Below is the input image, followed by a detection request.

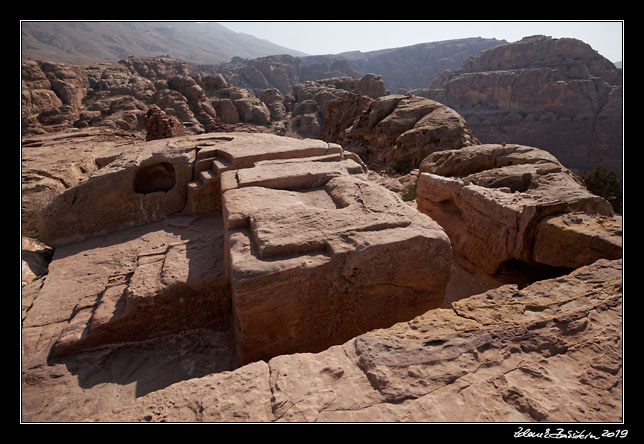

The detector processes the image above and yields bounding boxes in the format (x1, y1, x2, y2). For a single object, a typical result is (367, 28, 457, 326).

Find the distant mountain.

(205, 37, 506, 94)
(423, 35, 623, 176)
(21, 21, 309, 65)
(306, 37, 507, 91)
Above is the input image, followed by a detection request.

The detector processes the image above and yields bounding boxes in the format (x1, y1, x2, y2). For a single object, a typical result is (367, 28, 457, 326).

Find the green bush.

(578, 165, 622, 214)
(401, 186, 417, 202)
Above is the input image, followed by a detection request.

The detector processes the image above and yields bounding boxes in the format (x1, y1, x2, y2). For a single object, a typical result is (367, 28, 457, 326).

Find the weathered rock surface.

(91, 258, 622, 423)
(21, 134, 624, 423)
(23, 132, 456, 422)
(203, 38, 505, 94)
(26, 214, 230, 358)
(285, 75, 387, 140)
(336, 94, 479, 172)
(21, 127, 142, 237)
(223, 167, 451, 365)
(144, 106, 186, 141)
(421, 36, 623, 175)
(22, 57, 394, 143)
(21, 236, 52, 286)
(21, 57, 276, 137)
(415, 143, 622, 302)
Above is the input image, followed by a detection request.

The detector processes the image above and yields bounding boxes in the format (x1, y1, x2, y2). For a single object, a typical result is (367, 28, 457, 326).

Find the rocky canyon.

(21, 32, 623, 424)
(415, 36, 623, 176)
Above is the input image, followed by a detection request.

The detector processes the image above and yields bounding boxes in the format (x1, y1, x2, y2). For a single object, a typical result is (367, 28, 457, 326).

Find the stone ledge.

(91, 259, 622, 423)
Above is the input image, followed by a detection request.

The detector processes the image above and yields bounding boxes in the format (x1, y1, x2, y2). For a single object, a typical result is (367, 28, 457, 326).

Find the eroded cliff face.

(20, 57, 390, 145)
(420, 36, 623, 175)
(415, 143, 622, 303)
(22, 47, 623, 422)
(21, 129, 622, 423)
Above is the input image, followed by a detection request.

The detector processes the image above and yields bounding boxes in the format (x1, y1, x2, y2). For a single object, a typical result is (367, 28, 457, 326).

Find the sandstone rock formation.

(286, 74, 387, 139)
(415, 143, 622, 302)
(21, 236, 52, 287)
(22, 57, 392, 143)
(202, 38, 505, 94)
(223, 168, 451, 365)
(341, 37, 506, 92)
(21, 127, 142, 237)
(61, 258, 621, 422)
(21, 57, 275, 137)
(21, 130, 623, 423)
(21, 48, 624, 423)
(421, 36, 623, 175)
(335, 94, 479, 172)
(144, 106, 186, 141)
(23, 132, 454, 422)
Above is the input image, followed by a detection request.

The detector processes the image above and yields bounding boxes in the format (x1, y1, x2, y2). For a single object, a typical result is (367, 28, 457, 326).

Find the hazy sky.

(218, 21, 623, 63)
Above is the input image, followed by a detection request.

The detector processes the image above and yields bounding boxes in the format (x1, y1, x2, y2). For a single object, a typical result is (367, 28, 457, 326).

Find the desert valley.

(21, 21, 623, 425)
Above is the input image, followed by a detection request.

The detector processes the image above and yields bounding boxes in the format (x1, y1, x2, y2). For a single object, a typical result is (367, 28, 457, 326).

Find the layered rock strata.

(422, 36, 623, 175)
(335, 94, 479, 172)
(415, 143, 622, 300)
(91, 258, 622, 422)
(21, 131, 623, 422)
(27, 132, 452, 374)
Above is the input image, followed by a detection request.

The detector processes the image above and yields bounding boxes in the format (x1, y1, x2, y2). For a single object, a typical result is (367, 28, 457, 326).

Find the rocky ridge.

(92, 258, 621, 423)
(21, 128, 622, 422)
(201, 37, 505, 94)
(416, 36, 623, 175)
(21, 21, 307, 65)
(21, 46, 623, 423)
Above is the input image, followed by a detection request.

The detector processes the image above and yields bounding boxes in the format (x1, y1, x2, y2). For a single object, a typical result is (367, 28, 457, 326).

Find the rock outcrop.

(343, 37, 506, 92)
(335, 94, 479, 172)
(21, 57, 276, 137)
(21, 57, 391, 143)
(21, 130, 623, 423)
(21, 127, 142, 237)
(27, 257, 620, 423)
(21, 50, 624, 423)
(222, 164, 451, 365)
(415, 143, 622, 302)
(21, 236, 52, 287)
(421, 36, 623, 175)
(144, 106, 186, 141)
(23, 133, 453, 422)
(201, 38, 505, 94)
(285, 75, 387, 140)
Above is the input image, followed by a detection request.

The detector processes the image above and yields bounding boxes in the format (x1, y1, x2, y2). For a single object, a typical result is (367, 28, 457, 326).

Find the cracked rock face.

(91, 258, 622, 422)
(21, 132, 622, 423)
(22, 132, 454, 421)
(416, 144, 621, 296)
(425, 35, 623, 175)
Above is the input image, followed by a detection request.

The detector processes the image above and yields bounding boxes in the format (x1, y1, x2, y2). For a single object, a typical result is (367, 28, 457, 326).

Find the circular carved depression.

(134, 161, 176, 194)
